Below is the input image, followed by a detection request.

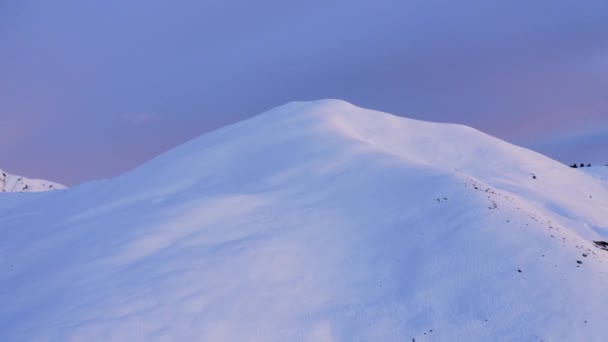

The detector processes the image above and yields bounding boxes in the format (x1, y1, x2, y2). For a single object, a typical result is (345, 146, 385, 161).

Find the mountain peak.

(114, 100, 560, 193)
(0, 169, 66, 193)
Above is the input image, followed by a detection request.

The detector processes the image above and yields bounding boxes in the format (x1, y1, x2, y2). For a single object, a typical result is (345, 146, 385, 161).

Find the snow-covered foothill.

(0, 100, 607, 341)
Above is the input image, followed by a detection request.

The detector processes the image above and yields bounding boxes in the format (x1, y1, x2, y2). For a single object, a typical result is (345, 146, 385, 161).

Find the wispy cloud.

(119, 113, 163, 125)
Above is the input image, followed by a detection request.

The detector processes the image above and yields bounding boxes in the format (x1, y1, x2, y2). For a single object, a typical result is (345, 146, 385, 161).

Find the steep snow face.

(0, 169, 66, 193)
(1, 100, 607, 341)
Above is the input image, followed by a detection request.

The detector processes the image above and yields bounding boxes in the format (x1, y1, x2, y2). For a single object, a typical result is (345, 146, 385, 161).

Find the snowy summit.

(1, 100, 607, 341)
(0, 169, 65, 193)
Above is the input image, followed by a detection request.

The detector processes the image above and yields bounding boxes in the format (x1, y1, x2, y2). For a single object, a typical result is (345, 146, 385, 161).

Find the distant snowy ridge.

(0, 169, 66, 192)
(1, 100, 607, 341)
(583, 165, 608, 182)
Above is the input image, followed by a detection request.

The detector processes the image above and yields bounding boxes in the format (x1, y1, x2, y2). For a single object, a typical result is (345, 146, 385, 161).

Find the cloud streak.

(120, 113, 163, 125)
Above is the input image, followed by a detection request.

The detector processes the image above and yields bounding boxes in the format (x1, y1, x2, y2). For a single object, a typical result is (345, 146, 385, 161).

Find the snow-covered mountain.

(0, 169, 66, 192)
(1, 100, 607, 341)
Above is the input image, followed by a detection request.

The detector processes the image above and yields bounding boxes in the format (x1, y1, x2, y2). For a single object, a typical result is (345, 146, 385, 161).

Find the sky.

(1, 0, 607, 186)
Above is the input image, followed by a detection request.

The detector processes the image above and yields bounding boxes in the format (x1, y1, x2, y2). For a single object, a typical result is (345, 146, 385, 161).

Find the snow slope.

(583, 165, 608, 183)
(0, 169, 66, 192)
(1, 100, 607, 341)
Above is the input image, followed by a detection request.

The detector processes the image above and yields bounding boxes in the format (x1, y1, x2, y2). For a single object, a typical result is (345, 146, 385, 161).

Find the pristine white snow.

(1, 100, 607, 341)
(0, 169, 66, 193)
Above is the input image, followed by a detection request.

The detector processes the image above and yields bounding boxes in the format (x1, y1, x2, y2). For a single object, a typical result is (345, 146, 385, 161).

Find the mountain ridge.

(0, 168, 66, 193)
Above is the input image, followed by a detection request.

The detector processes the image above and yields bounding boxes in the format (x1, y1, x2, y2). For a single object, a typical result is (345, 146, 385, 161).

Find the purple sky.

(1, 0, 607, 186)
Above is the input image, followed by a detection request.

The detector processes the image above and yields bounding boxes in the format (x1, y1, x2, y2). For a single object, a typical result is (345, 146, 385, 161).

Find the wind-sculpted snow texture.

(0, 169, 66, 193)
(1, 100, 607, 341)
